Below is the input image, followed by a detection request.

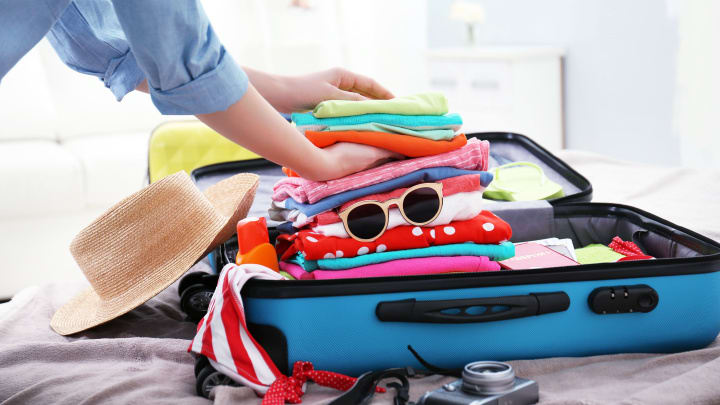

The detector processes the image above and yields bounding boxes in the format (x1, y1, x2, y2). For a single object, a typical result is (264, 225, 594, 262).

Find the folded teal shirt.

(291, 112, 464, 129)
(291, 242, 516, 271)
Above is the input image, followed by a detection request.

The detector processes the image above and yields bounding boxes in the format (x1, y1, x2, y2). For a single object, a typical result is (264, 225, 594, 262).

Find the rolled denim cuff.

(104, 50, 146, 101)
(148, 50, 249, 115)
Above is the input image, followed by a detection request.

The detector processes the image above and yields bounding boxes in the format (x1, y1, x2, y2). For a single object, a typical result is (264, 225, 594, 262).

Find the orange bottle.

(235, 217, 279, 272)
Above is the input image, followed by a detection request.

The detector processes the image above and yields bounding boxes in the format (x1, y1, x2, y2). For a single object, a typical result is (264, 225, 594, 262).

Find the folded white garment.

(268, 201, 308, 227)
(309, 190, 485, 238)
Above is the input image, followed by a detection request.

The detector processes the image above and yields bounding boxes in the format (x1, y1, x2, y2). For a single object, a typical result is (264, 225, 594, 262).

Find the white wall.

(672, 0, 720, 169)
(203, 0, 428, 97)
(428, 0, 680, 165)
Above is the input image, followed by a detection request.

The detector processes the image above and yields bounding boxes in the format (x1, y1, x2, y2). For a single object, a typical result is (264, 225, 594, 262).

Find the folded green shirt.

(575, 244, 625, 264)
(312, 92, 448, 118)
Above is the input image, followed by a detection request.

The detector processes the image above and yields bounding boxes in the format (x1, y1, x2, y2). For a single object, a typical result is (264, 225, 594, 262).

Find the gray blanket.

(1, 150, 719, 405)
(1, 278, 718, 405)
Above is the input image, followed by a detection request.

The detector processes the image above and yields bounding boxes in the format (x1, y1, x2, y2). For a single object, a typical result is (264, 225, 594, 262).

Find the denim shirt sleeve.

(46, 0, 145, 101)
(1, 0, 248, 115)
(0, 0, 72, 81)
(111, 0, 249, 115)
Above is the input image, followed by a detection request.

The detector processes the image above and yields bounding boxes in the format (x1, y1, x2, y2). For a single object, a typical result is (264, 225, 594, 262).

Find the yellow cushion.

(148, 121, 260, 183)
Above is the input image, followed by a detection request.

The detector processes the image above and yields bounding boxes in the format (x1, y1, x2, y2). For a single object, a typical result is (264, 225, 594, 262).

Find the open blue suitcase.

(187, 132, 720, 377)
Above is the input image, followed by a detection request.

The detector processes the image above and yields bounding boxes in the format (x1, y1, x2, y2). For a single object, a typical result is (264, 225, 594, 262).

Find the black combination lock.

(588, 284, 658, 314)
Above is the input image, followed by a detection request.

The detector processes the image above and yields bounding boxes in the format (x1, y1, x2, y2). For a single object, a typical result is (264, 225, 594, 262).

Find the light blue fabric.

(282, 168, 494, 218)
(0, 0, 72, 81)
(290, 242, 516, 271)
(0, 0, 248, 115)
(291, 112, 463, 128)
(45, 0, 145, 101)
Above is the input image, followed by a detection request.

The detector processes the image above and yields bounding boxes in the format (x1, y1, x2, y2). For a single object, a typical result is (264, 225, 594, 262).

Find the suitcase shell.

(147, 120, 260, 183)
(190, 133, 720, 375)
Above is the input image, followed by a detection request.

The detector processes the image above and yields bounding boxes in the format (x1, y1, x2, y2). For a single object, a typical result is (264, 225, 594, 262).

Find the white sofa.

(0, 40, 168, 299)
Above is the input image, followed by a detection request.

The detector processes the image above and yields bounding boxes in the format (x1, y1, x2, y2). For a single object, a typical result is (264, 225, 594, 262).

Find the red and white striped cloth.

(272, 138, 489, 204)
(189, 263, 285, 394)
(188, 263, 382, 403)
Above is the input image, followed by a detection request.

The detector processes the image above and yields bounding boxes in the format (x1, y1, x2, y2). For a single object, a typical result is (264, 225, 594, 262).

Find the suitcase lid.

(190, 132, 593, 222)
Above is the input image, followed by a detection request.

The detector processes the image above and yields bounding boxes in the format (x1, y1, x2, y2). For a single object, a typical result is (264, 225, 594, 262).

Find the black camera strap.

(328, 367, 412, 405)
(327, 345, 463, 405)
(406, 345, 463, 378)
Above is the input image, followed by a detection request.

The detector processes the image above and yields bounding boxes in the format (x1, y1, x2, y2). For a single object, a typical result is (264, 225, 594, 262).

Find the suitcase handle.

(375, 292, 569, 324)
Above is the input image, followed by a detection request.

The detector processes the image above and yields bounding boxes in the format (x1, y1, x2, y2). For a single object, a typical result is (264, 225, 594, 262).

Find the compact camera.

(416, 361, 538, 405)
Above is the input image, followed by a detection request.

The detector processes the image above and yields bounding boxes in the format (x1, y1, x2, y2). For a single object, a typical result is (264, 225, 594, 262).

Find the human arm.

(113, 0, 399, 180)
(0, 0, 72, 81)
(133, 72, 401, 180)
(28, 0, 398, 180)
(195, 84, 399, 181)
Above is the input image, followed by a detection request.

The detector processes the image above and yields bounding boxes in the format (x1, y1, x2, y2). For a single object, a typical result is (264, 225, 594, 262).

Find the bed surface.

(1, 150, 719, 405)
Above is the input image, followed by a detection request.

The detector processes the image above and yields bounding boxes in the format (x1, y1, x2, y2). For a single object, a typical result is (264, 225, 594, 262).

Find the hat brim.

(50, 172, 259, 336)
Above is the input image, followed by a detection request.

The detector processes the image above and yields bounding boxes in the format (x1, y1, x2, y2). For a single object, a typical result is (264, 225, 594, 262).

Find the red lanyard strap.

(262, 361, 386, 405)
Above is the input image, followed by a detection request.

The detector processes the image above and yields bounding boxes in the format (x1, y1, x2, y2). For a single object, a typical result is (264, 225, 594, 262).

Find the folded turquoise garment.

(291, 112, 463, 130)
(291, 242, 516, 271)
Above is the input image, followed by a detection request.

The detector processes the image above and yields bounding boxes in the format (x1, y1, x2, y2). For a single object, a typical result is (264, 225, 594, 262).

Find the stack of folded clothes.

(269, 93, 515, 280)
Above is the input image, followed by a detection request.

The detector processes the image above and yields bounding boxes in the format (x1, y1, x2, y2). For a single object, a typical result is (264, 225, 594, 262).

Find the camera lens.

(461, 361, 516, 395)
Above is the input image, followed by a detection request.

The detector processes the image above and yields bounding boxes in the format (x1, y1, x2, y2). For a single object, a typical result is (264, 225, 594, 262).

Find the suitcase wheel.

(195, 356, 240, 398)
(178, 272, 211, 298)
(181, 283, 214, 322)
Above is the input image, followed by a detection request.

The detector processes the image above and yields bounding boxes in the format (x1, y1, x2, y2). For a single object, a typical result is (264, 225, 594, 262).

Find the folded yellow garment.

(312, 92, 448, 118)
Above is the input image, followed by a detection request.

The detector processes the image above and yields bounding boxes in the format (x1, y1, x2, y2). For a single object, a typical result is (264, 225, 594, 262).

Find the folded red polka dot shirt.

(277, 211, 512, 261)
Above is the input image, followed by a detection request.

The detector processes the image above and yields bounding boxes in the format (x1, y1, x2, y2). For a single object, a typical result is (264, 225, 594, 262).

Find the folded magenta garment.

(279, 255, 501, 280)
(279, 167, 493, 218)
(291, 112, 463, 130)
(291, 242, 516, 271)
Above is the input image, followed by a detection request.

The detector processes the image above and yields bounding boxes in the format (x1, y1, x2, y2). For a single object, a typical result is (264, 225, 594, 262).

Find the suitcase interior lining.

(196, 132, 719, 287)
(241, 203, 720, 297)
(192, 133, 593, 229)
(223, 204, 719, 285)
(551, 213, 712, 259)
(488, 139, 582, 196)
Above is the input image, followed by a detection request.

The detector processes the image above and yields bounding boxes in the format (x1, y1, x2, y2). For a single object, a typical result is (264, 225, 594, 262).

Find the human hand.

(306, 142, 403, 181)
(258, 67, 391, 114)
(288, 67, 394, 110)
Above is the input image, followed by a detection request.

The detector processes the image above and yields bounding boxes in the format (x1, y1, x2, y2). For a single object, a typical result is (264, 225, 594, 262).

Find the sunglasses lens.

(402, 187, 441, 224)
(346, 203, 386, 240)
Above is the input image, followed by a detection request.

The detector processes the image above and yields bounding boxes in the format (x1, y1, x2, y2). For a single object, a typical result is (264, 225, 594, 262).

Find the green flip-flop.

(483, 162, 564, 201)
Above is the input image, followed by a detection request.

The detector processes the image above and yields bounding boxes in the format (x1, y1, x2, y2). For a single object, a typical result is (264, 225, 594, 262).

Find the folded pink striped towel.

(272, 137, 489, 204)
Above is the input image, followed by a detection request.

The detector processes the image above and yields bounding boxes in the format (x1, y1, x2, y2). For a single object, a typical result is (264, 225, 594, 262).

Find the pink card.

(499, 242, 579, 270)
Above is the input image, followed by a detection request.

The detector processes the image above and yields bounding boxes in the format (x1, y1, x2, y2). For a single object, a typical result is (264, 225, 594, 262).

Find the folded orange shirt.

(282, 167, 300, 177)
(305, 130, 467, 158)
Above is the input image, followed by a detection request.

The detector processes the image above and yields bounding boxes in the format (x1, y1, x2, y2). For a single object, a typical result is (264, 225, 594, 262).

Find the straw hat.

(50, 171, 259, 335)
